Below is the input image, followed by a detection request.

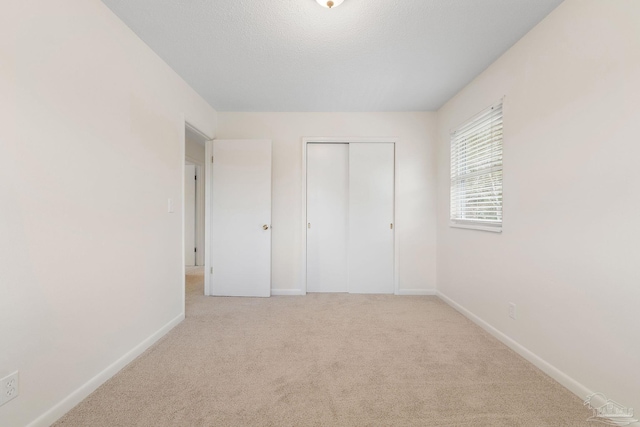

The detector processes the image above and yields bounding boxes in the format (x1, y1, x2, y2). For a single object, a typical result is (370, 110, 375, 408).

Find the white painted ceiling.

(101, 0, 563, 111)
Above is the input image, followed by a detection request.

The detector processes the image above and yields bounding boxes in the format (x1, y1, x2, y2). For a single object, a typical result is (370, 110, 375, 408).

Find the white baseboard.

(436, 291, 592, 400)
(271, 289, 436, 296)
(28, 313, 185, 427)
(396, 289, 437, 296)
(271, 289, 305, 296)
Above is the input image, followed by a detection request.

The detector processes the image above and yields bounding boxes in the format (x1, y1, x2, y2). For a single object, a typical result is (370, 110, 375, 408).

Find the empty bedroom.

(1, 0, 638, 426)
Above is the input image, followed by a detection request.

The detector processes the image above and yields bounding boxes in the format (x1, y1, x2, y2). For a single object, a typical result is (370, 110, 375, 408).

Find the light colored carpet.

(185, 266, 203, 275)
(55, 270, 592, 426)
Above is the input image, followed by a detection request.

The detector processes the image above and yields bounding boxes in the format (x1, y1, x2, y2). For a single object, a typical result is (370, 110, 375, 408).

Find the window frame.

(449, 100, 504, 233)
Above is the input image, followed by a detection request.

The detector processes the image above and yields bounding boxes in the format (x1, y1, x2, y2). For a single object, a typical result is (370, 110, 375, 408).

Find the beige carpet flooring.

(55, 269, 592, 426)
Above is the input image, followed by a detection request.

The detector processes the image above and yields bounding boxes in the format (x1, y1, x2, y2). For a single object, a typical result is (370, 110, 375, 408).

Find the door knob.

(263, 224, 269, 230)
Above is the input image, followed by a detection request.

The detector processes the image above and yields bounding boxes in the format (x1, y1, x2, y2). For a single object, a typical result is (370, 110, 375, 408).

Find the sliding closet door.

(348, 143, 395, 294)
(306, 143, 349, 293)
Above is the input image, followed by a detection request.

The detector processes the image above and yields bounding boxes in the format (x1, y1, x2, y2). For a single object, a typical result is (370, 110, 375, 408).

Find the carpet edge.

(397, 289, 437, 296)
(436, 291, 592, 400)
(27, 312, 185, 427)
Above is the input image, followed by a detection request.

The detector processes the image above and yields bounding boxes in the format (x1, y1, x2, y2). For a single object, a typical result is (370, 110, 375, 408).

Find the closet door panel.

(348, 143, 394, 294)
(306, 143, 349, 293)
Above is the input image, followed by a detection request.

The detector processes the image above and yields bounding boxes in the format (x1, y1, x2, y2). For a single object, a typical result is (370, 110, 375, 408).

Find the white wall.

(217, 112, 437, 295)
(436, 0, 640, 413)
(0, 1, 216, 426)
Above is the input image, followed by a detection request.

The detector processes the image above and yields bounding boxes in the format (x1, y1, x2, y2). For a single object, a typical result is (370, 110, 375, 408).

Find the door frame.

(204, 138, 213, 296)
(300, 137, 400, 295)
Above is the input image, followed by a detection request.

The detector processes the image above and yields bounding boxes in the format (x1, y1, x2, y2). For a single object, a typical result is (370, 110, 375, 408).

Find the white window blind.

(450, 101, 503, 231)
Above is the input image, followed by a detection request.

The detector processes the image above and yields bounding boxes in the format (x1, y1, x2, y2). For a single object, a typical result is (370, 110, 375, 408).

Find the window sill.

(450, 223, 502, 233)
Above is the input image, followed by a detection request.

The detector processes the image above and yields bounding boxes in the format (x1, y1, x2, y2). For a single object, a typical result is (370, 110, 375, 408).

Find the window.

(450, 101, 503, 232)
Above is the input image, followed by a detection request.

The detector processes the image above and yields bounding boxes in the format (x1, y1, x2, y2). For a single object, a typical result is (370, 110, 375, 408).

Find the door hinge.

(194, 247, 197, 252)
(194, 174, 197, 180)
(211, 155, 214, 163)
(390, 223, 393, 229)
(210, 267, 213, 274)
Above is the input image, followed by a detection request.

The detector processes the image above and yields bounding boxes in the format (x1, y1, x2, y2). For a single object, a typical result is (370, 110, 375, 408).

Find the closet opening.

(301, 138, 398, 295)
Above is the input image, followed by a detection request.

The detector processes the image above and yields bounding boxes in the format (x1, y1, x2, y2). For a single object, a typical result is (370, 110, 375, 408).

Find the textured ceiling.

(100, 0, 563, 111)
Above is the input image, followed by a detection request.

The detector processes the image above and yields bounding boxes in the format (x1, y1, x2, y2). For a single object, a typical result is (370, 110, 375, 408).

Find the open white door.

(210, 139, 272, 297)
(184, 164, 196, 266)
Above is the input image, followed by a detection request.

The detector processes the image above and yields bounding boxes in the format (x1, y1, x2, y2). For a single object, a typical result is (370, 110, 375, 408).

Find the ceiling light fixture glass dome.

(316, 0, 344, 8)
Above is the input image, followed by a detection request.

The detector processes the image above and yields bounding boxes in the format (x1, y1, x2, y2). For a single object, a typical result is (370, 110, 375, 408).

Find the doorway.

(184, 127, 207, 267)
(184, 124, 209, 302)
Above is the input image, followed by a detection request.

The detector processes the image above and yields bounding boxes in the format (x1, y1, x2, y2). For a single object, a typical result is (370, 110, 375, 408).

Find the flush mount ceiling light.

(315, 0, 344, 9)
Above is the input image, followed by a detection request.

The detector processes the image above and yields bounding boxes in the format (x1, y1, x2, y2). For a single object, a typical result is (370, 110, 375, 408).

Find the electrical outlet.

(508, 303, 517, 320)
(0, 371, 19, 407)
